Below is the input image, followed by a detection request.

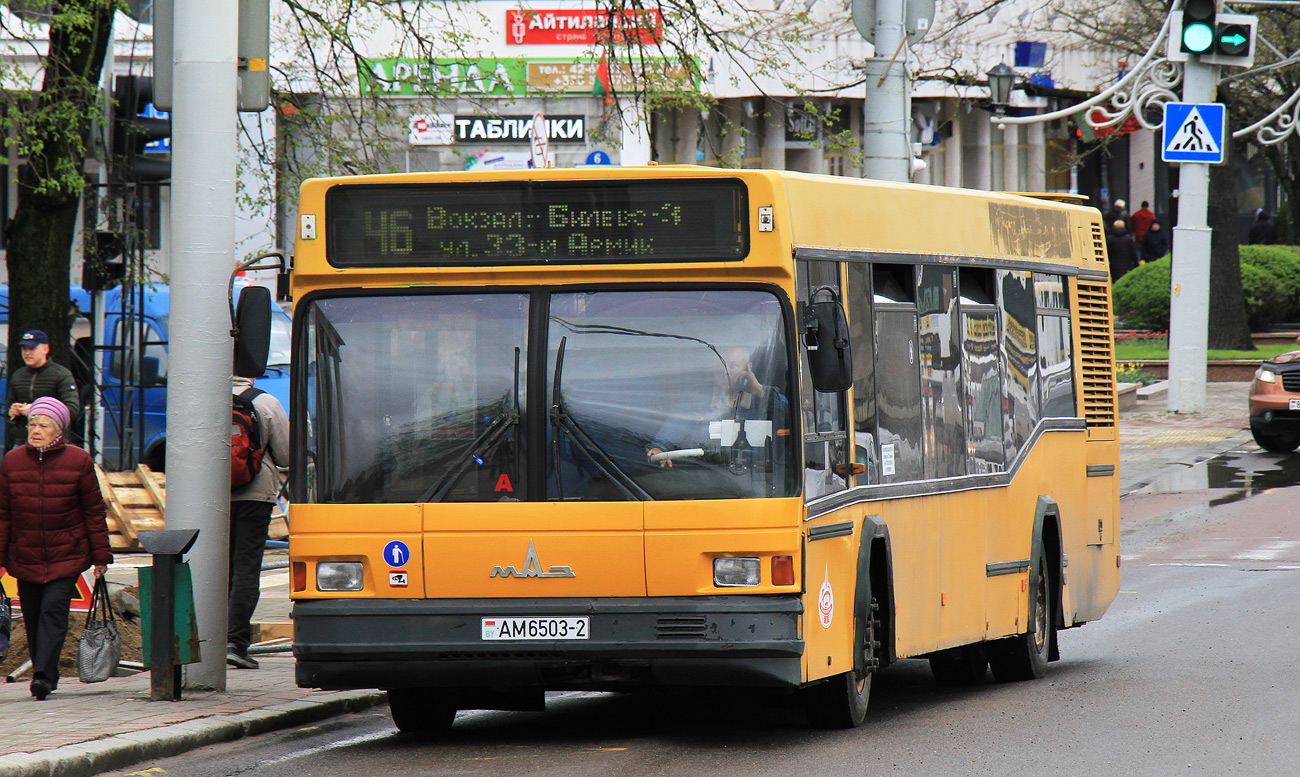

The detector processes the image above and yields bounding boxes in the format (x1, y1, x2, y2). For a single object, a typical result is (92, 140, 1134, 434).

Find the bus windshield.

(299, 288, 796, 503)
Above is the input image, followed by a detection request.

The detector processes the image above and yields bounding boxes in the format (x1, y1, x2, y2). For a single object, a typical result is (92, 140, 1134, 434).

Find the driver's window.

(798, 260, 849, 501)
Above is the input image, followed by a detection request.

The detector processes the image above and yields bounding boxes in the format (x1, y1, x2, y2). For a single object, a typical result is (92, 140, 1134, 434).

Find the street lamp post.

(986, 63, 1016, 116)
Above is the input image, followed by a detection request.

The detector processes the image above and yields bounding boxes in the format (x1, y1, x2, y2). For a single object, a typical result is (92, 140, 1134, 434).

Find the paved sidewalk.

(0, 656, 383, 777)
(0, 381, 1259, 777)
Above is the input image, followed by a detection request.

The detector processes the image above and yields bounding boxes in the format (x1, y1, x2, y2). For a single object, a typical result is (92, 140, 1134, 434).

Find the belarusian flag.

(593, 53, 614, 107)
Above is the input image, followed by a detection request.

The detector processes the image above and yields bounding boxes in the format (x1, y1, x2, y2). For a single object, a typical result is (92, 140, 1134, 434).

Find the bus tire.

(989, 555, 1054, 682)
(928, 644, 988, 686)
(804, 593, 878, 728)
(804, 667, 871, 729)
(387, 689, 457, 735)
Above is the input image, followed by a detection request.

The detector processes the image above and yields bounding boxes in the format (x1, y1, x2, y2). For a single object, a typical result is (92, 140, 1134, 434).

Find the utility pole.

(1167, 59, 1216, 413)
(860, 0, 912, 183)
(166, 0, 239, 690)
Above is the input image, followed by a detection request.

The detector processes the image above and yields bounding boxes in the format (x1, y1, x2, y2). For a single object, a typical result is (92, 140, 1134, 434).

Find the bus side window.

(798, 260, 849, 500)
(999, 270, 1039, 462)
(873, 264, 923, 484)
(959, 268, 1004, 474)
(1034, 273, 1075, 418)
(917, 265, 966, 479)
(845, 262, 877, 485)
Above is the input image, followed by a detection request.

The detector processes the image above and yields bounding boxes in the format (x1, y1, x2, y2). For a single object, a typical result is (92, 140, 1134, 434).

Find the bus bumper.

(294, 595, 804, 691)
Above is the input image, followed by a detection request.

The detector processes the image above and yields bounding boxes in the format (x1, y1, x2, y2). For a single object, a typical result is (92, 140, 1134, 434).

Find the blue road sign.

(583, 150, 614, 166)
(1162, 102, 1225, 164)
(383, 540, 410, 567)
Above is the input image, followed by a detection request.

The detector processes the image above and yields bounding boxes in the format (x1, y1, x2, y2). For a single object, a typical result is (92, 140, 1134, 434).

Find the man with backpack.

(228, 374, 288, 670)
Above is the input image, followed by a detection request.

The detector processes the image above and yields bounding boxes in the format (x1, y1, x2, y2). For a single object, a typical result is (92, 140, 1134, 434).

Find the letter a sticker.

(495, 473, 513, 492)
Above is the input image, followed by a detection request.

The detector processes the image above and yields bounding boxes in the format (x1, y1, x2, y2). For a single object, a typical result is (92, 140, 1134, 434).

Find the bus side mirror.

(802, 299, 853, 393)
(233, 285, 272, 378)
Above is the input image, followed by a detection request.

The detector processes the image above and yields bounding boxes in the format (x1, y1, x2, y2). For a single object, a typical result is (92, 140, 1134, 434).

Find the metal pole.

(167, 0, 238, 690)
(1167, 59, 1217, 413)
(862, 0, 911, 182)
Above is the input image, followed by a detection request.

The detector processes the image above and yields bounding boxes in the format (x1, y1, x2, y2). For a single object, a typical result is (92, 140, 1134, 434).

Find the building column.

(619, 97, 652, 166)
(849, 100, 864, 178)
(674, 108, 698, 164)
(944, 102, 962, 188)
(972, 110, 991, 191)
(762, 98, 786, 170)
(1002, 123, 1019, 191)
(720, 99, 745, 167)
(1026, 119, 1046, 192)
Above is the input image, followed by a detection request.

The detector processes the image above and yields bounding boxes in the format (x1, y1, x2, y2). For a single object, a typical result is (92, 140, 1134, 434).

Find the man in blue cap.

(5, 330, 80, 451)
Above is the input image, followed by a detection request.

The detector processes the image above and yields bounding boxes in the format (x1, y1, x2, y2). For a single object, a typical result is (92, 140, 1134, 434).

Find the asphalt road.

(106, 447, 1300, 777)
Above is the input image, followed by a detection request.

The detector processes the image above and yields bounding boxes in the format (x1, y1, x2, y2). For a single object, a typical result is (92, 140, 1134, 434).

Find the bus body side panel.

(800, 513, 862, 683)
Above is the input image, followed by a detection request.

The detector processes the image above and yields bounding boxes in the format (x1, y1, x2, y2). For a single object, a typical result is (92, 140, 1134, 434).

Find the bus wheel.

(989, 556, 1054, 682)
(928, 644, 988, 686)
(804, 668, 871, 729)
(387, 689, 457, 735)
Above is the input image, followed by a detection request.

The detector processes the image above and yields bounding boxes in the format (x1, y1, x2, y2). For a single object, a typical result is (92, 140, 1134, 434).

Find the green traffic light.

(1183, 22, 1214, 53)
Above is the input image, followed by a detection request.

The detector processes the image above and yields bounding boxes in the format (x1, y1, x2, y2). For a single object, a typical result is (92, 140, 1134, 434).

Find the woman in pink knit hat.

(0, 395, 110, 699)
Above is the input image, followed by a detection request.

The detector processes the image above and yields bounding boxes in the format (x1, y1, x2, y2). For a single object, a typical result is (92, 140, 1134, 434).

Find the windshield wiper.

(421, 347, 522, 503)
(550, 337, 651, 501)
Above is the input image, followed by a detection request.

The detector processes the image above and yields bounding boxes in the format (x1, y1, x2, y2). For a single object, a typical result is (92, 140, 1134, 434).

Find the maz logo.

(490, 540, 575, 578)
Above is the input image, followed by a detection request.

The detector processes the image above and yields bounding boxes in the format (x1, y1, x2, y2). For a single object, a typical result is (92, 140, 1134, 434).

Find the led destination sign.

(326, 180, 748, 265)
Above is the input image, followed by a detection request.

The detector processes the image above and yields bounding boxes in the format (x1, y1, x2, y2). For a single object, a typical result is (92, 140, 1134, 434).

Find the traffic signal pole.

(1167, 58, 1217, 414)
(861, 0, 912, 182)
(166, 0, 239, 690)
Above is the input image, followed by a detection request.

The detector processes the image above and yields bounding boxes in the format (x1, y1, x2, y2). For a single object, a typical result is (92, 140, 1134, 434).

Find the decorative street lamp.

(986, 62, 1016, 116)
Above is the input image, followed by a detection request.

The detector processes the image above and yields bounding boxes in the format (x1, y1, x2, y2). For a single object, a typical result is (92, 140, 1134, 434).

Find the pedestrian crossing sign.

(1162, 102, 1226, 164)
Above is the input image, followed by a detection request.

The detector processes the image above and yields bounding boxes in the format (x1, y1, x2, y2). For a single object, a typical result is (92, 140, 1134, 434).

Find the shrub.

(1111, 251, 1292, 332)
(1112, 257, 1171, 330)
(1240, 244, 1300, 320)
(1241, 262, 1289, 331)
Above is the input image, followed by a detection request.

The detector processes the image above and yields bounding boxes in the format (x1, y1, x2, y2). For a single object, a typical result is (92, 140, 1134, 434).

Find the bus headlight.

(1256, 369, 1276, 383)
(714, 557, 761, 587)
(317, 561, 364, 591)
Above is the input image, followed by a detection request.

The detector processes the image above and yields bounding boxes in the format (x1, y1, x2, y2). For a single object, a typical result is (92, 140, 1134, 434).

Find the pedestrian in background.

(5, 330, 80, 452)
(1248, 210, 1278, 245)
(1141, 220, 1170, 261)
(1104, 198, 1129, 232)
(1131, 201, 1156, 262)
(0, 396, 110, 700)
(1106, 219, 1138, 281)
(227, 374, 289, 670)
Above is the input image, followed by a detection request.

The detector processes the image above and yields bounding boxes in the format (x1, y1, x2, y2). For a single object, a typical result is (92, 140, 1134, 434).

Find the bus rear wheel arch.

(989, 546, 1057, 682)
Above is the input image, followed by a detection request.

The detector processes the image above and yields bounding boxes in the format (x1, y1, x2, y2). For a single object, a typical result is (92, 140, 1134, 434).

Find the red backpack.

(231, 387, 266, 488)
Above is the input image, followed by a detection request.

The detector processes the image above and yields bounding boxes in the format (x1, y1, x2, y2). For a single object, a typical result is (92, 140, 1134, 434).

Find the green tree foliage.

(2, 0, 119, 369)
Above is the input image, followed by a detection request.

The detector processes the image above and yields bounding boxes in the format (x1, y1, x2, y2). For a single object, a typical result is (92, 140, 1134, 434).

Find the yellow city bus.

(287, 167, 1120, 732)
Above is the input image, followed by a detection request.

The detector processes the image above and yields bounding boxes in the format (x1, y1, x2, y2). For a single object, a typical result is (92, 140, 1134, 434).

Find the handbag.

(0, 586, 11, 663)
(78, 577, 121, 683)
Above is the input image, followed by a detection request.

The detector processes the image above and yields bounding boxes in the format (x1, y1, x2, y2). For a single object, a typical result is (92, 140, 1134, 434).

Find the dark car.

(1249, 351, 1300, 452)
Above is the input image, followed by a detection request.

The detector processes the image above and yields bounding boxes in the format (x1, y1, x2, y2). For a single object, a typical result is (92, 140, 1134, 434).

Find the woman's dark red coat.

(0, 440, 111, 583)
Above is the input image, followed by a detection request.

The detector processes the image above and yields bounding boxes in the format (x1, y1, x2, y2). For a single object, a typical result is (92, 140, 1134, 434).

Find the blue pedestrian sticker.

(383, 540, 410, 567)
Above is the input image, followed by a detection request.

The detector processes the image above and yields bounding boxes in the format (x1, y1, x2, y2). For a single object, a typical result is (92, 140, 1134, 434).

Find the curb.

(0, 690, 387, 777)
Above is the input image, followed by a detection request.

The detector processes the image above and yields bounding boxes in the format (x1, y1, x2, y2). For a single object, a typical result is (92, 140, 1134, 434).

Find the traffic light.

(1179, 0, 1217, 55)
(111, 75, 171, 182)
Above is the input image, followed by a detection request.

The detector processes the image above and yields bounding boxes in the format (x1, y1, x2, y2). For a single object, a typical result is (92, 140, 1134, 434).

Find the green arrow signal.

(1221, 32, 1246, 46)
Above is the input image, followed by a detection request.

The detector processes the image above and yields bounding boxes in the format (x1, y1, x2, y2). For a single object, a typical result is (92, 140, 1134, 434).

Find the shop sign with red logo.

(505, 8, 663, 46)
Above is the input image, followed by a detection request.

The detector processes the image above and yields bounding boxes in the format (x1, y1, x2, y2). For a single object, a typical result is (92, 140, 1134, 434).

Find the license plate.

(481, 617, 589, 641)
(1290, 399, 1300, 410)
